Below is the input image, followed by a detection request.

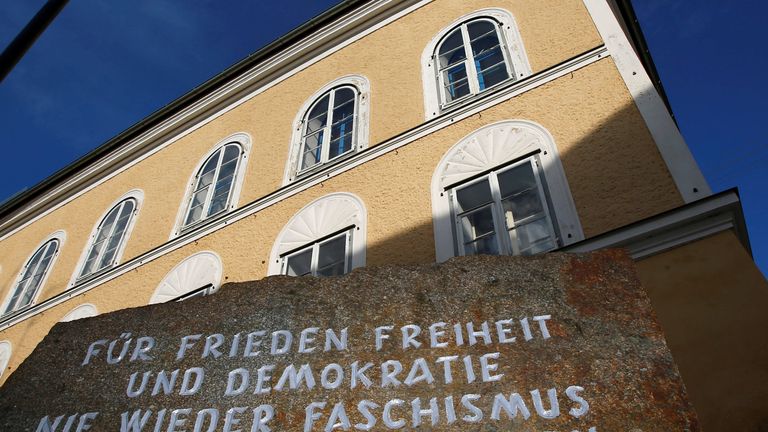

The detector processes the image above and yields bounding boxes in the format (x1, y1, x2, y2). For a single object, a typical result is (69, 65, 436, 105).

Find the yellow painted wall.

(0, 56, 684, 383)
(0, 0, 606, 304)
(636, 231, 768, 432)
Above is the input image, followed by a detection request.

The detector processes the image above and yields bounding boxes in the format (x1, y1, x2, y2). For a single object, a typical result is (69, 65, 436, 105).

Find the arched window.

(284, 76, 370, 184)
(268, 193, 367, 276)
(421, 9, 531, 119)
(76, 197, 139, 280)
(437, 18, 510, 104)
(175, 133, 250, 235)
(300, 86, 357, 172)
(431, 120, 582, 262)
(2, 233, 64, 315)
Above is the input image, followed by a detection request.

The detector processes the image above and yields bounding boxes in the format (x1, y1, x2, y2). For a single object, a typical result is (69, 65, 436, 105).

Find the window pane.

(207, 175, 235, 216)
(98, 237, 121, 269)
(81, 249, 101, 276)
(511, 218, 556, 256)
(468, 21, 510, 91)
(222, 145, 240, 164)
(306, 95, 330, 134)
(217, 158, 237, 182)
(502, 189, 545, 226)
(475, 48, 509, 90)
(333, 88, 355, 114)
(286, 250, 313, 277)
(196, 152, 220, 190)
(438, 28, 466, 68)
(443, 64, 470, 102)
(95, 208, 119, 243)
(329, 124, 354, 159)
(459, 205, 499, 256)
(455, 179, 493, 212)
(468, 20, 499, 54)
(498, 163, 537, 198)
(301, 132, 323, 170)
(185, 189, 209, 225)
(317, 236, 347, 277)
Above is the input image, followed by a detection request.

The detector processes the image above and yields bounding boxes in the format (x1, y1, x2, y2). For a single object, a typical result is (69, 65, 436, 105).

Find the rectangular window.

(450, 156, 558, 256)
(281, 230, 353, 277)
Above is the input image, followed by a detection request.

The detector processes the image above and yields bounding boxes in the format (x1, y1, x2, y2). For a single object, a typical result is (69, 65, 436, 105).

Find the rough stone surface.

(0, 251, 698, 431)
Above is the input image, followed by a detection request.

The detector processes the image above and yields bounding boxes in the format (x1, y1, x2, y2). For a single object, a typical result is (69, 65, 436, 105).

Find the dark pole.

(0, 0, 69, 83)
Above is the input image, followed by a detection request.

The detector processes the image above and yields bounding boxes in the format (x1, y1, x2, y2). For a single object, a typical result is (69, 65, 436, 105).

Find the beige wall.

(0, 0, 606, 303)
(636, 231, 768, 432)
(0, 55, 685, 383)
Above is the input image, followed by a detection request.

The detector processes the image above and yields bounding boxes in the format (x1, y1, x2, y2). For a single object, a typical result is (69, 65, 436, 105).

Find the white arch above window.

(1, 230, 65, 316)
(69, 189, 143, 287)
(282, 75, 371, 185)
(421, 8, 531, 119)
(60, 303, 98, 322)
(171, 133, 251, 238)
(268, 192, 367, 275)
(0, 340, 11, 378)
(431, 120, 583, 261)
(150, 251, 223, 304)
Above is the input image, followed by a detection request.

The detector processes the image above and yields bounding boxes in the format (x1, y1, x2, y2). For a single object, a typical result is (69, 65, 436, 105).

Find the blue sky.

(1, 1, 766, 274)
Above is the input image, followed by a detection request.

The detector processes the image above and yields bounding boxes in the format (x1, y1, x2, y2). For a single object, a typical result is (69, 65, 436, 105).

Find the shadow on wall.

(361, 100, 686, 268)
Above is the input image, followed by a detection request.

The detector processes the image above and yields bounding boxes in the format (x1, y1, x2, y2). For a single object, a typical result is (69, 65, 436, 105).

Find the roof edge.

(613, 0, 675, 120)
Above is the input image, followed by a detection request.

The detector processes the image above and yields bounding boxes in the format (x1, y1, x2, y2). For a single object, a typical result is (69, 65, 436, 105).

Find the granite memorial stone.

(0, 251, 699, 431)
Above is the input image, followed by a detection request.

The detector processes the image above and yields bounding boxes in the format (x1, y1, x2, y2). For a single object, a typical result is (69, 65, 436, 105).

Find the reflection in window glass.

(282, 231, 352, 277)
(183, 143, 243, 229)
(450, 156, 558, 257)
(4, 239, 59, 315)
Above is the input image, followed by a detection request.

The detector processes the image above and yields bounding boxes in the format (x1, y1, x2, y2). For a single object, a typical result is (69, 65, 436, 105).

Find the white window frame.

(268, 192, 367, 276)
(1, 230, 65, 316)
(283, 75, 371, 185)
(421, 8, 531, 120)
(281, 229, 353, 277)
(431, 120, 583, 262)
(69, 190, 143, 287)
(171, 133, 251, 238)
(449, 155, 559, 256)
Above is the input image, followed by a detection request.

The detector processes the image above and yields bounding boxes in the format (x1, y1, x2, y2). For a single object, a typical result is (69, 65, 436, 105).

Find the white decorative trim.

(150, 251, 223, 304)
(282, 75, 371, 185)
(60, 303, 98, 322)
(170, 132, 252, 238)
(0, 340, 11, 378)
(581, 0, 710, 202)
(67, 189, 144, 288)
(0, 0, 431, 243)
(564, 191, 744, 259)
(0, 230, 66, 316)
(0, 47, 607, 332)
(431, 120, 583, 262)
(421, 8, 531, 120)
(268, 192, 367, 275)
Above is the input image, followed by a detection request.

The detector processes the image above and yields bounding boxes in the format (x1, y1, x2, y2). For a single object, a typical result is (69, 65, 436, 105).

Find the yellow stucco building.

(0, 1, 765, 430)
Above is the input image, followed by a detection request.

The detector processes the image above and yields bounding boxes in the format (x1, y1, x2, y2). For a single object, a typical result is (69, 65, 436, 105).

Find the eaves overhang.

(563, 188, 751, 260)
